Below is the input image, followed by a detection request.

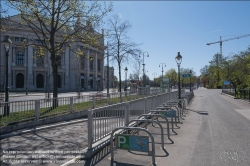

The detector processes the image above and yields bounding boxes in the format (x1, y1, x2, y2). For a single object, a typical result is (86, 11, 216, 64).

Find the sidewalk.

(63, 105, 202, 166)
(1, 104, 202, 166)
(1, 118, 89, 166)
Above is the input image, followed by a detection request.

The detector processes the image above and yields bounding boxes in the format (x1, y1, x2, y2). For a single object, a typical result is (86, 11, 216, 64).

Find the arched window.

(36, 74, 44, 88)
(58, 74, 61, 88)
(16, 51, 24, 65)
(16, 73, 24, 88)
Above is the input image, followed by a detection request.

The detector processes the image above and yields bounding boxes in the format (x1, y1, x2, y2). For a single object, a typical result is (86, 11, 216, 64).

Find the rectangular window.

(15, 37, 19, 42)
(16, 52, 24, 65)
(36, 39, 43, 44)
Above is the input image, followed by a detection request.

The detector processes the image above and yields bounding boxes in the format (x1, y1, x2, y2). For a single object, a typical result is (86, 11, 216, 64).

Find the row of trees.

(127, 67, 198, 88)
(200, 46, 250, 94)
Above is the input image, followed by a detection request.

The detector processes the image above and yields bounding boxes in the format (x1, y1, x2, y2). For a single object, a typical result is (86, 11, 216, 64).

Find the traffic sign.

(223, 81, 230, 85)
(116, 134, 149, 152)
(182, 74, 190, 78)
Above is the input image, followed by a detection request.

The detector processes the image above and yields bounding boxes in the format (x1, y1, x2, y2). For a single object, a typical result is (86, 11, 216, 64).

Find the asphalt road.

(77, 88, 250, 166)
(188, 88, 250, 166)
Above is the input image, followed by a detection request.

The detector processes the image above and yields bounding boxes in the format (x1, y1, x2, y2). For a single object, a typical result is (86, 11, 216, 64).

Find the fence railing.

(0, 88, 176, 127)
(222, 88, 250, 101)
(87, 91, 179, 149)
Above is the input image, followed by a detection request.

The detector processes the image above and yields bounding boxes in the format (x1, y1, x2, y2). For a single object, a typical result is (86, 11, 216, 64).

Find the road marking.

(234, 109, 250, 121)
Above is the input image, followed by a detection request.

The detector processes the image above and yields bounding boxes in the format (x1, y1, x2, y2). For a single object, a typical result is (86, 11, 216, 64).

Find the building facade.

(0, 15, 105, 92)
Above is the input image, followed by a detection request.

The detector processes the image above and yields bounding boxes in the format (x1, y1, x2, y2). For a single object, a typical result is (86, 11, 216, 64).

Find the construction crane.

(206, 34, 250, 56)
(207, 34, 250, 86)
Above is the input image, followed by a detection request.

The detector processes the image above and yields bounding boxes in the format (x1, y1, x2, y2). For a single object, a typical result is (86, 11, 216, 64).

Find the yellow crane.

(206, 34, 250, 56)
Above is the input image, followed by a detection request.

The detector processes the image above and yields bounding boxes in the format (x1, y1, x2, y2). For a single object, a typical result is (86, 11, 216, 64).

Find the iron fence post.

(35, 100, 40, 120)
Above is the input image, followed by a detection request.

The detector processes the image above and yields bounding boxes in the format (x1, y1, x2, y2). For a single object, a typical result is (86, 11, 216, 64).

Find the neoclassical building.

(0, 15, 106, 92)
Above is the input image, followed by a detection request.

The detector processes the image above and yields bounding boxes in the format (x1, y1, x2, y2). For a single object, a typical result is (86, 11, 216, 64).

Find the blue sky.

(2, 1, 250, 80)
(108, 1, 250, 80)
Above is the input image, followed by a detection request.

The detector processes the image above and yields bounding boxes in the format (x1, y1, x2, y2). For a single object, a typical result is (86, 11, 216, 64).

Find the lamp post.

(2, 36, 12, 116)
(23, 34, 32, 95)
(175, 52, 182, 99)
(106, 42, 110, 95)
(139, 51, 149, 87)
(159, 63, 166, 91)
(125, 67, 128, 89)
(152, 72, 157, 88)
(190, 70, 192, 92)
(125, 67, 128, 96)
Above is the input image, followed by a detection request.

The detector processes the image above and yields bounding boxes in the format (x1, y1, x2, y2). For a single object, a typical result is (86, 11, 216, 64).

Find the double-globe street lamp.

(175, 52, 182, 100)
(2, 36, 12, 116)
(159, 63, 166, 91)
(139, 51, 149, 87)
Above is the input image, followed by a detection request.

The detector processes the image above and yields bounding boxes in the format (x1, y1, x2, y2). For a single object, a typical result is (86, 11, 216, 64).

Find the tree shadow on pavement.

(84, 146, 111, 166)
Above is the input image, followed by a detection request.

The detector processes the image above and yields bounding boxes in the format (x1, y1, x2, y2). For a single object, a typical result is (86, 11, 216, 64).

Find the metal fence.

(222, 88, 250, 101)
(0, 88, 176, 127)
(87, 91, 179, 149)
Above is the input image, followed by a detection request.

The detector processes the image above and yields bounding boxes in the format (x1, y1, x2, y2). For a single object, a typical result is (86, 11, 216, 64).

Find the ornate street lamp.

(2, 36, 12, 116)
(139, 51, 149, 87)
(175, 52, 182, 100)
(125, 67, 128, 91)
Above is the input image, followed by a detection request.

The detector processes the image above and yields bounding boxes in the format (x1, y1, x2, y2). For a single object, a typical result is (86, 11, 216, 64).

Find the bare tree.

(107, 15, 140, 101)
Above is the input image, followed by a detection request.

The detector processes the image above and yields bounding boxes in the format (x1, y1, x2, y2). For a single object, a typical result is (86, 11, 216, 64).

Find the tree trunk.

(118, 64, 122, 102)
(51, 51, 58, 108)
